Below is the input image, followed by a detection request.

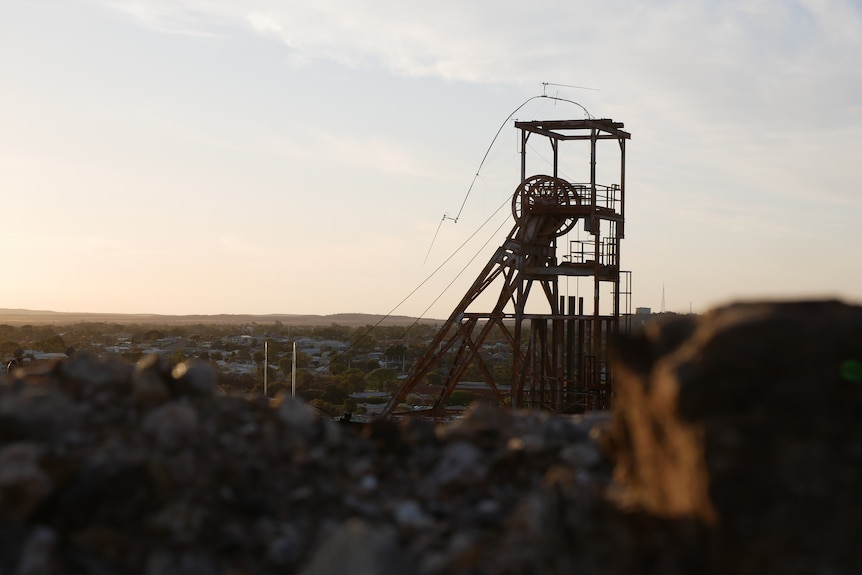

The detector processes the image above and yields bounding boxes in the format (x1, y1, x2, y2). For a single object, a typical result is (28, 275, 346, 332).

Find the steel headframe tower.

(380, 118, 631, 419)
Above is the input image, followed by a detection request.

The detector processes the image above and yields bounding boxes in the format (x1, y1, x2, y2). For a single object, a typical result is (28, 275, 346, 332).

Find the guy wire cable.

(315, 89, 595, 386)
(382, 91, 594, 353)
(424, 90, 592, 262)
(452, 93, 591, 223)
(311, 192, 512, 382)
(414, 201, 513, 323)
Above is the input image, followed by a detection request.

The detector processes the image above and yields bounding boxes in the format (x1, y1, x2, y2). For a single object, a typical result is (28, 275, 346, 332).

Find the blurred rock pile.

(1, 300, 862, 575)
(0, 352, 613, 575)
(608, 300, 862, 574)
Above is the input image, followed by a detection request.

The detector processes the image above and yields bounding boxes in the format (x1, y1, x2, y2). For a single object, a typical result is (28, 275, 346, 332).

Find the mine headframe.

(379, 118, 631, 419)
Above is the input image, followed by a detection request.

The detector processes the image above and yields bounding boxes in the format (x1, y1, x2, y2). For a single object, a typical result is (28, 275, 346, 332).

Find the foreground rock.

(610, 300, 862, 574)
(1, 299, 861, 574)
(0, 355, 611, 575)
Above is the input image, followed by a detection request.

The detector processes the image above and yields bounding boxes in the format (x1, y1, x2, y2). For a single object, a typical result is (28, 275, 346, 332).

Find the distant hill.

(0, 309, 442, 327)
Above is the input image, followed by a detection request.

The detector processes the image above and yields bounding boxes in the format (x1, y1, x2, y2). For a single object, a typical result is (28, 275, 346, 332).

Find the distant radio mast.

(661, 284, 666, 313)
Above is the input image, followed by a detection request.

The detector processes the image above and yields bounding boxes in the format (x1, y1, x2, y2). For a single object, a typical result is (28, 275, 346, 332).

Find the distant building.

(635, 307, 652, 315)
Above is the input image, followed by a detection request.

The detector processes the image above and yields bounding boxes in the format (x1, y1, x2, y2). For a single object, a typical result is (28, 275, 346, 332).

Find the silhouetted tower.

(380, 119, 631, 418)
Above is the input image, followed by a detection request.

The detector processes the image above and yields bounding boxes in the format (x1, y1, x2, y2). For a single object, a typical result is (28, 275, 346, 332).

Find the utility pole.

(291, 341, 297, 398)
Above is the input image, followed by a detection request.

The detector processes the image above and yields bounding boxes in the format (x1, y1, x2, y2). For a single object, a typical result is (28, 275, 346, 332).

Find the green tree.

(264, 341, 284, 356)
(0, 325, 16, 340)
(295, 350, 312, 368)
(493, 364, 512, 386)
(449, 390, 476, 407)
(337, 367, 366, 391)
(33, 335, 68, 353)
(139, 329, 164, 343)
(384, 344, 407, 362)
(328, 352, 354, 375)
(321, 384, 347, 405)
(315, 324, 350, 341)
(0, 341, 21, 359)
(349, 328, 377, 353)
(278, 351, 313, 378)
(366, 368, 397, 392)
(278, 357, 293, 378)
(358, 358, 381, 372)
(462, 364, 483, 382)
(258, 365, 277, 384)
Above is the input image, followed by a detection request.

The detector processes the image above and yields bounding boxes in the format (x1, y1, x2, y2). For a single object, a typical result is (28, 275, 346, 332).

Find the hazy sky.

(2, 0, 860, 318)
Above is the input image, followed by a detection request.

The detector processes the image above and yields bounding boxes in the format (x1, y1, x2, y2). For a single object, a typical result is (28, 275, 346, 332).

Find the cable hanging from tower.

(296, 85, 597, 394)
(424, 86, 593, 264)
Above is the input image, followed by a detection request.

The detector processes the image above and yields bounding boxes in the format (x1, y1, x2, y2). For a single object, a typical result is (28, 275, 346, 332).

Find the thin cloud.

(96, 0, 233, 37)
(98, 1, 862, 116)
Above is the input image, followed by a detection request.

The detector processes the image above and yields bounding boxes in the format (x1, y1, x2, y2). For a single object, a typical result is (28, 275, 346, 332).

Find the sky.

(1, 0, 861, 318)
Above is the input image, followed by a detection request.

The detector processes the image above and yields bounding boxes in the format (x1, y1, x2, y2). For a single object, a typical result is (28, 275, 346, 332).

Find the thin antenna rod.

(542, 81, 600, 94)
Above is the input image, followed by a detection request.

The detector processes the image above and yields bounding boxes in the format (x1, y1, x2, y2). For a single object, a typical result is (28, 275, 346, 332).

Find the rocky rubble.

(0, 352, 612, 575)
(1, 300, 862, 574)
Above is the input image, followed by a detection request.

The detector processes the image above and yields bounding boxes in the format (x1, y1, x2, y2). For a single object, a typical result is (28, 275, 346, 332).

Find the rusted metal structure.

(380, 118, 631, 419)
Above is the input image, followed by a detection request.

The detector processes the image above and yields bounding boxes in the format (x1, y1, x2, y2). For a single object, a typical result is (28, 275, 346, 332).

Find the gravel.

(0, 354, 613, 575)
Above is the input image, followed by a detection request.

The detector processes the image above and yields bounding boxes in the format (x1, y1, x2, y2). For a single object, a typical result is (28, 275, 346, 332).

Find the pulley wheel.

(511, 175, 579, 237)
